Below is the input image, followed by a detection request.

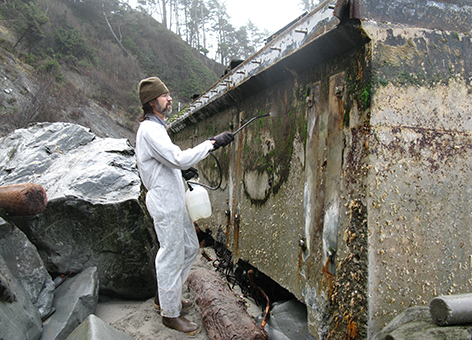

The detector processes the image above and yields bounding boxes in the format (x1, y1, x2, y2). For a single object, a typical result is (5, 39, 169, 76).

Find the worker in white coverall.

(135, 77, 234, 335)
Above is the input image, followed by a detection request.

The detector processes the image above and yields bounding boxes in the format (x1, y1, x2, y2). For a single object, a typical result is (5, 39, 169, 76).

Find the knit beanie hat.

(138, 77, 169, 105)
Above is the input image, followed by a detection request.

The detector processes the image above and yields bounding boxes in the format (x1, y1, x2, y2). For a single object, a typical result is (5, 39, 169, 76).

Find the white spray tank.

(185, 182, 212, 221)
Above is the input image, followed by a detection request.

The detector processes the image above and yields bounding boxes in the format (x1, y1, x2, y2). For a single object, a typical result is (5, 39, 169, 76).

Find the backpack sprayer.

(185, 113, 271, 221)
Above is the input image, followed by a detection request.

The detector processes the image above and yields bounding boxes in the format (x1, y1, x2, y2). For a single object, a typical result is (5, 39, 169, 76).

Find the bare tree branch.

(103, 11, 132, 58)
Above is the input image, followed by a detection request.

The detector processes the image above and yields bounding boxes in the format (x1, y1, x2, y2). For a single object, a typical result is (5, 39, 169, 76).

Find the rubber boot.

(162, 315, 201, 335)
(181, 299, 194, 312)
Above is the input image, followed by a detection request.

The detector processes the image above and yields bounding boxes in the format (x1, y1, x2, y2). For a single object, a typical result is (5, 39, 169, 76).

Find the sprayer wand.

(186, 112, 271, 191)
(232, 113, 271, 136)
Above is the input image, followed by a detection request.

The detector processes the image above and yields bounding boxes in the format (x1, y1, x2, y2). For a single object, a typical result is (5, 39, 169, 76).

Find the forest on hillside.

(0, 0, 319, 136)
(0, 0, 224, 134)
(133, 0, 321, 64)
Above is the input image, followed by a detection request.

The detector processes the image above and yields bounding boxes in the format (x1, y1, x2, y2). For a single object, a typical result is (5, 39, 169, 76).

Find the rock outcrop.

(0, 217, 55, 319)
(372, 307, 472, 340)
(0, 122, 157, 298)
(0, 253, 43, 340)
(256, 299, 313, 340)
(41, 267, 99, 340)
(65, 314, 134, 340)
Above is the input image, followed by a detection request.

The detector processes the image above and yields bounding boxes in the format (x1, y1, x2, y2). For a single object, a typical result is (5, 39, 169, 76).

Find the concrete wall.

(173, 31, 372, 340)
(364, 23, 472, 337)
(170, 1, 472, 339)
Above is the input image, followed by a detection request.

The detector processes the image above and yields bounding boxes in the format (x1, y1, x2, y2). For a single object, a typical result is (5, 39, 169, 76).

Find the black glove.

(181, 167, 198, 181)
(212, 132, 234, 150)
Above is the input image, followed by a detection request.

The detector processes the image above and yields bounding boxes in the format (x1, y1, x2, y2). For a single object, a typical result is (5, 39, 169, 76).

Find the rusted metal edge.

(168, 0, 470, 134)
(168, 0, 346, 134)
(333, 0, 361, 21)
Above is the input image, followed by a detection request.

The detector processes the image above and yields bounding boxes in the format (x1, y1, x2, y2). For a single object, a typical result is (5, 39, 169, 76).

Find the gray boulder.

(256, 299, 314, 340)
(65, 314, 134, 340)
(0, 254, 43, 340)
(0, 122, 157, 298)
(0, 217, 55, 319)
(41, 267, 99, 340)
(372, 306, 472, 340)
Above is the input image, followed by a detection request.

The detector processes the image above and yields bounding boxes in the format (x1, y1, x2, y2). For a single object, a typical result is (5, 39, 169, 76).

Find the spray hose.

(186, 113, 271, 190)
(186, 151, 222, 191)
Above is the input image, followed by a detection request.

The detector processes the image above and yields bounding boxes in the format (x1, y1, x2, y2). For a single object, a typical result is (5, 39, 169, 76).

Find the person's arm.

(142, 124, 214, 169)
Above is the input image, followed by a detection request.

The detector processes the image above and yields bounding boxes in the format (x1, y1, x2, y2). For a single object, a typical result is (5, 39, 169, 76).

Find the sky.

(128, 0, 306, 35)
(226, 0, 305, 34)
(127, 0, 307, 58)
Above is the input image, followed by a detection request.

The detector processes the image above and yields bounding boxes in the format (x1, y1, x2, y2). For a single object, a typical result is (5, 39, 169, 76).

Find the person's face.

(153, 93, 172, 117)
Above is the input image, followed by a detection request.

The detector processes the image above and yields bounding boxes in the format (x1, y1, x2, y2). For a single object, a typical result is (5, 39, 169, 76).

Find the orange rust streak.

(298, 248, 303, 283)
(248, 269, 270, 330)
(347, 319, 358, 340)
(321, 258, 335, 298)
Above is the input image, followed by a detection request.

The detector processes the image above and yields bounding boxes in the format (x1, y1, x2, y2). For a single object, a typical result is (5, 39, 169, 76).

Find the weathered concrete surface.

(169, 2, 472, 340)
(173, 52, 370, 339)
(365, 22, 472, 337)
(358, 0, 472, 33)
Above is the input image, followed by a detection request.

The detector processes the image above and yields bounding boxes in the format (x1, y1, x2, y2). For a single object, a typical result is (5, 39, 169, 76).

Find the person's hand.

(211, 132, 234, 150)
(181, 167, 198, 181)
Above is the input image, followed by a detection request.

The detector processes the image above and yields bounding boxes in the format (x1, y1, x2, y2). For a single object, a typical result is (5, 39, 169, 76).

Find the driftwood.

(188, 267, 268, 340)
(0, 183, 47, 216)
(430, 294, 472, 326)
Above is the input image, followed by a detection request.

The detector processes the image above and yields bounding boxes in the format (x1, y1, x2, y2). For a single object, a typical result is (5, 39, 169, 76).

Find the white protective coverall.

(135, 114, 214, 318)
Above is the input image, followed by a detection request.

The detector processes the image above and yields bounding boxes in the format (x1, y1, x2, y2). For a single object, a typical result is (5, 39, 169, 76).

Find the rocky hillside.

(0, 0, 224, 144)
(0, 46, 137, 142)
